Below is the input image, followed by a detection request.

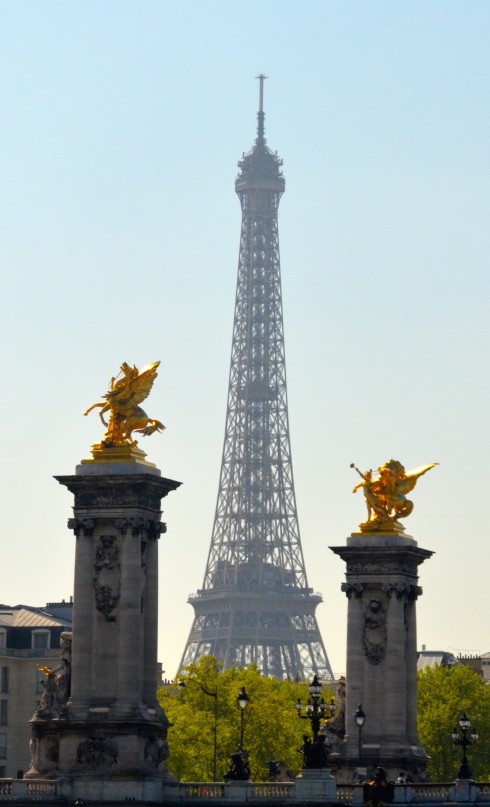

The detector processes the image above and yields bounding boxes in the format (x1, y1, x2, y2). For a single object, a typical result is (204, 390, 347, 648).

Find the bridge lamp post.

(295, 674, 329, 768)
(237, 686, 249, 749)
(452, 712, 478, 780)
(354, 704, 366, 767)
(179, 678, 218, 781)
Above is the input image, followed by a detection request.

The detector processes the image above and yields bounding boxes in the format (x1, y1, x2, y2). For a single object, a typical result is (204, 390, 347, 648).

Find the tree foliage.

(418, 665, 490, 781)
(158, 656, 334, 782)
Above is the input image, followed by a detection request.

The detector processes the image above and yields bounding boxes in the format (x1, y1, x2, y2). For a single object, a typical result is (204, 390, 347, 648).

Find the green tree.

(158, 656, 334, 782)
(418, 665, 490, 781)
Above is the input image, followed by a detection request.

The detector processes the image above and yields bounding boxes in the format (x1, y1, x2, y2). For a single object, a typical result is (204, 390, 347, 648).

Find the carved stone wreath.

(93, 535, 121, 615)
(76, 731, 118, 769)
(363, 597, 387, 665)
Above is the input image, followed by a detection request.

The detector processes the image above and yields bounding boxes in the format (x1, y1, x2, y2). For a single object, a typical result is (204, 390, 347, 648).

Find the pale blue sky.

(1, 1, 489, 678)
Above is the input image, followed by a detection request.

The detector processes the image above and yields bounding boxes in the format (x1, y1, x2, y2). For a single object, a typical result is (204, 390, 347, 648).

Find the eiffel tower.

(180, 77, 333, 680)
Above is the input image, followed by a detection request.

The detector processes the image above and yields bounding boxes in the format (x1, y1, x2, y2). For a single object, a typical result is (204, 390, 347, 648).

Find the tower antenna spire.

(256, 73, 267, 142)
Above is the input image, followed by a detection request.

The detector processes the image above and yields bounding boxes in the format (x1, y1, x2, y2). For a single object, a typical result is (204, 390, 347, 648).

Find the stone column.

(384, 590, 407, 745)
(27, 460, 181, 783)
(143, 527, 160, 708)
(405, 593, 419, 743)
(330, 532, 433, 783)
(69, 520, 95, 710)
(116, 518, 144, 712)
(342, 584, 365, 759)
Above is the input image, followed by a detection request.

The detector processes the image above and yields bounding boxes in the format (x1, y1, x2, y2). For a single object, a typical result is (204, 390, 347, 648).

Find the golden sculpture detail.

(351, 460, 437, 533)
(84, 361, 165, 453)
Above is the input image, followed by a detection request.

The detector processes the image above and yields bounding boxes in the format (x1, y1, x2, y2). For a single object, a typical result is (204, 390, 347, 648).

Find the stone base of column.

(25, 711, 172, 780)
(329, 743, 429, 785)
(294, 768, 336, 801)
(70, 775, 168, 804)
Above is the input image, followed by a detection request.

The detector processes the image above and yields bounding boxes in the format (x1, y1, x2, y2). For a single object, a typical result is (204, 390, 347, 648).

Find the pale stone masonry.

(330, 531, 433, 783)
(26, 460, 181, 787)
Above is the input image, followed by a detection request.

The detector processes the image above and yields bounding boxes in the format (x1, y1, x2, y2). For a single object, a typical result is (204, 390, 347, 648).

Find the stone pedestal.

(224, 781, 253, 801)
(330, 531, 433, 783)
(26, 459, 181, 786)
(451, 779, 478, 802)
(294, 768, 336, 801)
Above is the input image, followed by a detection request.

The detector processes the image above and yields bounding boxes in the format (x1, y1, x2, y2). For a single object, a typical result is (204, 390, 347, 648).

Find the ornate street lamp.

(224, 687, 251, 782)
(295, 674, 328, 768)
(451, 712, 478, 780)
(237, 686, 249, 749)
(354, 704, 366, 766)
(179, 678, 218, 781)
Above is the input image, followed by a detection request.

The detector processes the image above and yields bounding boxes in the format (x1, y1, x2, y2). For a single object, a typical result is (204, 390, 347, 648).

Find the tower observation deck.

(180, 77, 334, 680)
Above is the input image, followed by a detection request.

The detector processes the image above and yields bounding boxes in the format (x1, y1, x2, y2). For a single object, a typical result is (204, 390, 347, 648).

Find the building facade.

(0, 600, 72, 778)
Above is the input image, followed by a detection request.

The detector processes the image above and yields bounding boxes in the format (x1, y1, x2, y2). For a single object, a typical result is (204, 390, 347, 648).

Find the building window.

(0, 701, 6, 726)
(0, 734, 6, 760)
(0, 631, 6, 649)
(31, 631, 50, 650)
(0, 668, 8, 694)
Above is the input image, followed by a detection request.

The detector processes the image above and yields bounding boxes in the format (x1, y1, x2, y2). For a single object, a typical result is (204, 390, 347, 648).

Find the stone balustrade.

(0, 777, 490, 804)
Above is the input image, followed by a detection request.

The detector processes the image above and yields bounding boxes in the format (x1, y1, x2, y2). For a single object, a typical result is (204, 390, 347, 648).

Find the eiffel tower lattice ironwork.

(180, 77, 334, 680)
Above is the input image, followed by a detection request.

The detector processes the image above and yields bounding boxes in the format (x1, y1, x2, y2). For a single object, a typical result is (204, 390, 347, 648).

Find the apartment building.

(0, 600, 72, 777)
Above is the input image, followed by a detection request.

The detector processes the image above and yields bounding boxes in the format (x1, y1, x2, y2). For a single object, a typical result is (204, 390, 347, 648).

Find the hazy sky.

(1, 1, 489, 679)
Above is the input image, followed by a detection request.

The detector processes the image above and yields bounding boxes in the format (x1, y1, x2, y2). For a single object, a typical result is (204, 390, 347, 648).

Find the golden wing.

(397, 463, 438, 494)
(128, 361, 161, 406)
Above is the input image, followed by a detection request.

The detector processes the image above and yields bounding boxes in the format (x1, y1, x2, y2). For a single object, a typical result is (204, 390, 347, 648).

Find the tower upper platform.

(235, 75, 285, 193)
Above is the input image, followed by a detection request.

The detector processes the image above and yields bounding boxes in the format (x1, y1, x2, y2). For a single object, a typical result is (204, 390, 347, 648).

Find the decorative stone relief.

(381, 582, 422, 600)
(347, 560, 401, 575)
(76, 489, 162, 510)
(93, 535, 120, 615)
(141, 539, 147, 613)
(144, 735, 169, 768)
(67, 518, 95, 536)
(35, 631, 72, 717)
(363, 597, 387, 665)
(28, 727, 41, 773)
(26, 725, 59, 778)
(341, 582, 365, 599)
(148, 520, 166, 540)
(114, 517, 149, 536)
(321, 675, 346, 749)
(76, 731, 118, 769)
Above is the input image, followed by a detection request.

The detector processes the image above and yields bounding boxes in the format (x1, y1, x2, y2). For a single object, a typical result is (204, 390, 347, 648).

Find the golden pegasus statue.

(84, 361, 165, 448)
(351, 459, 437, 533)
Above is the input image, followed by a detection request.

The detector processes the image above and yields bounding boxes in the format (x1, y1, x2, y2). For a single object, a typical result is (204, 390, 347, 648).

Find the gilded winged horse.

(84, 361, 165, 447)
(351, 459, 437, 531)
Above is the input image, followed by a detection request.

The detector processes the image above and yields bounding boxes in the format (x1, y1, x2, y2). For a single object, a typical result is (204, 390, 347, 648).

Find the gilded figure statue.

(84, 361, 165, 448)
(351, 459, 437, 532)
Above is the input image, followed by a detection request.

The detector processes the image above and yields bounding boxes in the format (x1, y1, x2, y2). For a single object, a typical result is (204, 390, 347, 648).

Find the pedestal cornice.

(55, 472, 181, 521)
(330, 538, 433, 578)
